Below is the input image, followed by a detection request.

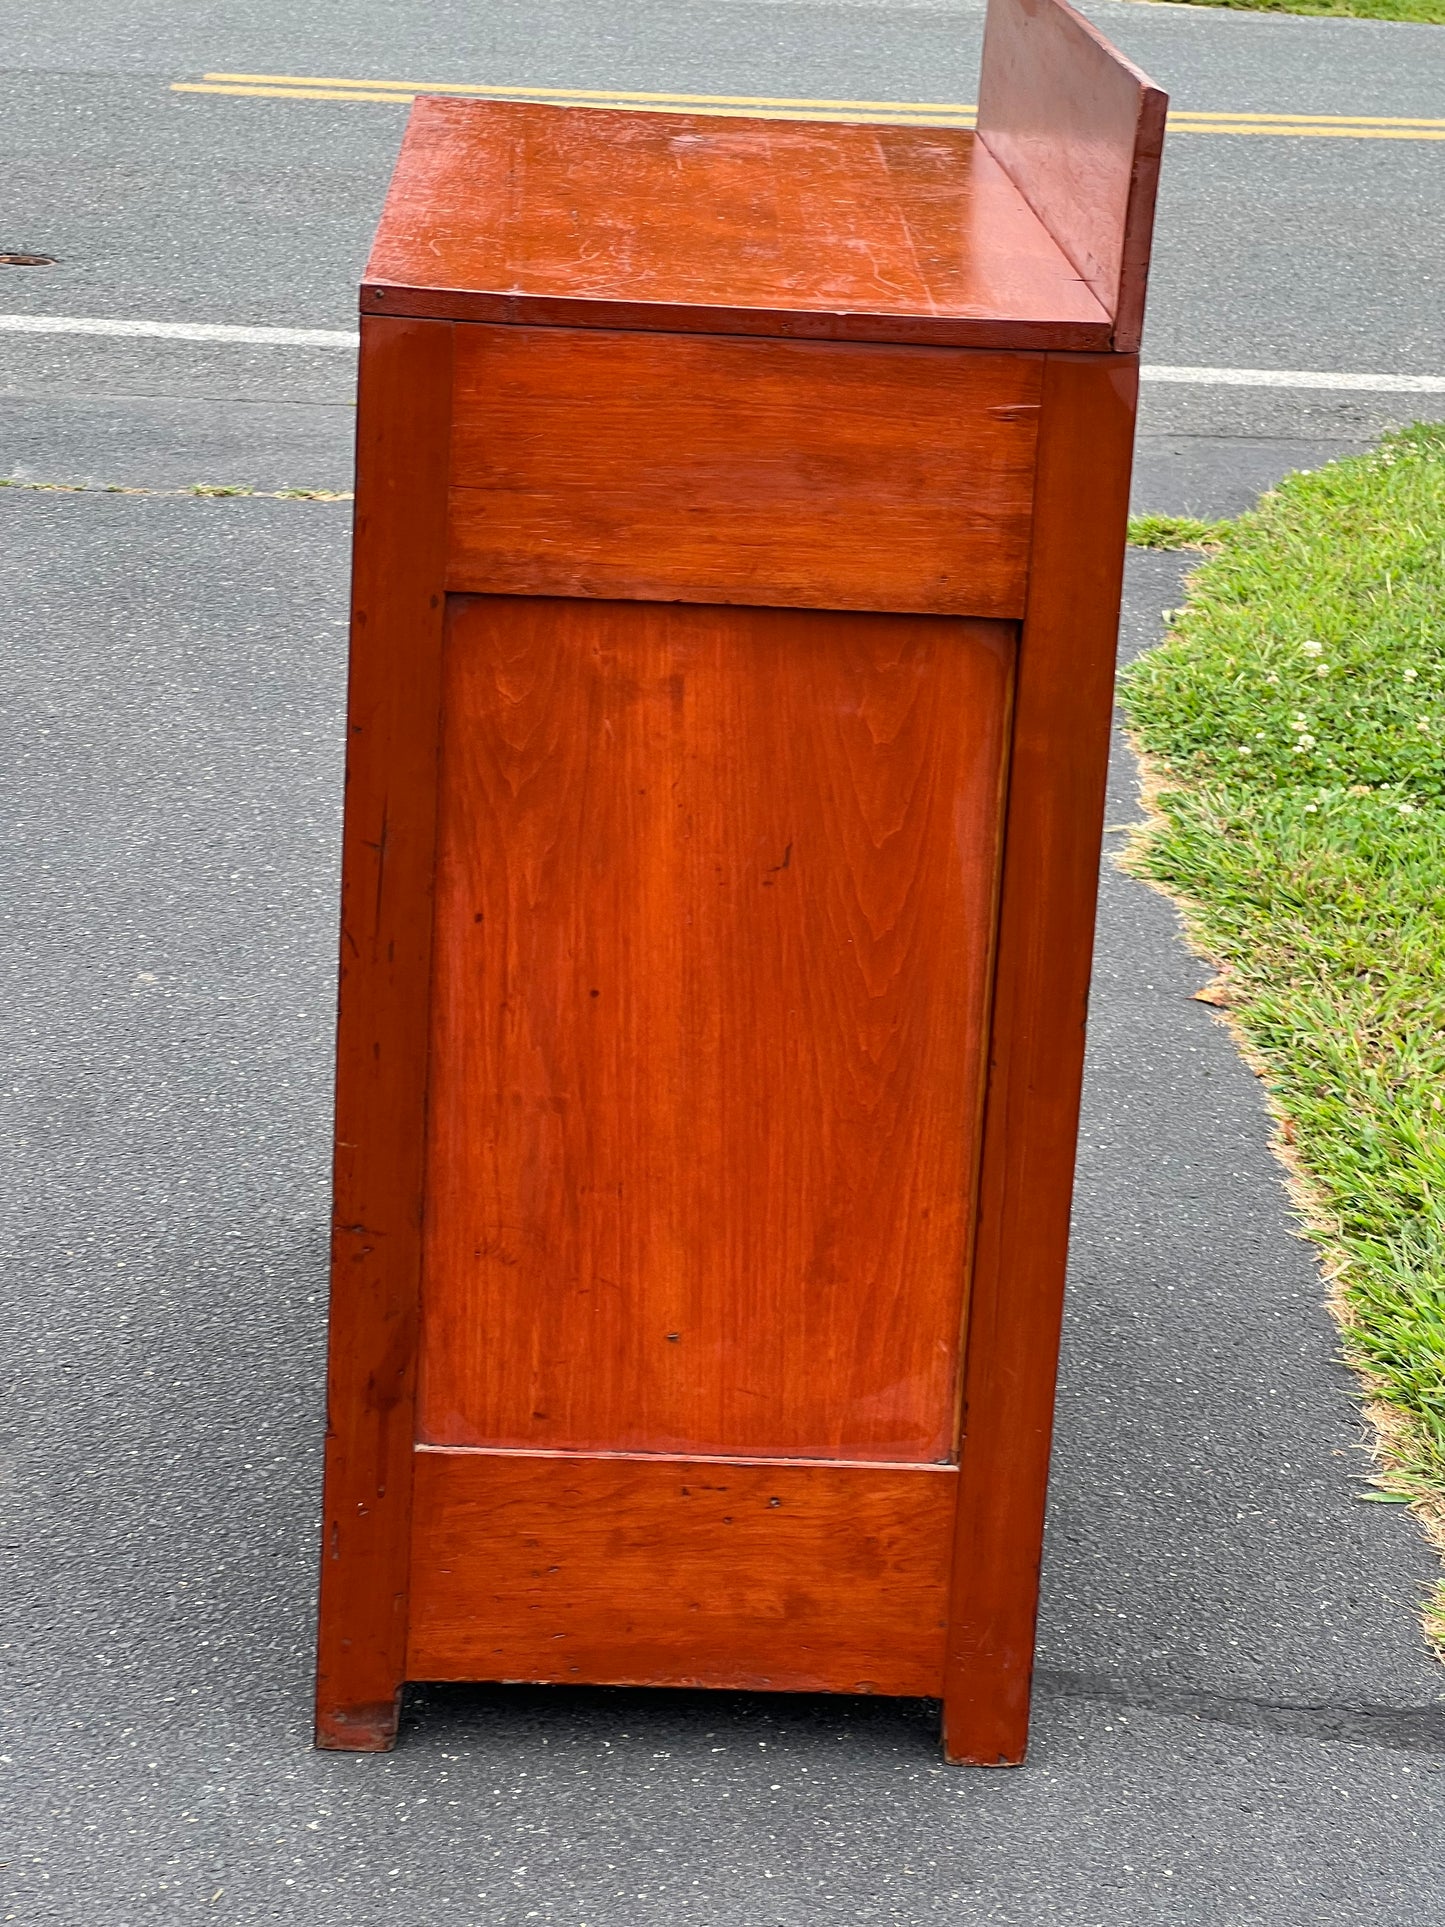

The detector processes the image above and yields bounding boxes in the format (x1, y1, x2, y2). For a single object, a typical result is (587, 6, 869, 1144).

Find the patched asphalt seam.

(1038, 1669, 1445, 1754)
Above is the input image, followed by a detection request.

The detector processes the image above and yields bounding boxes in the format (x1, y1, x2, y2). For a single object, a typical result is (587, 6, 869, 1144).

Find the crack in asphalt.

(1038, 1668, 1445, 1755)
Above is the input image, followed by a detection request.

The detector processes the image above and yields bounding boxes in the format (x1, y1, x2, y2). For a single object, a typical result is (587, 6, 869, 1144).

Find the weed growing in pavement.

(1127, 514, 1232, 552)
(0, 477, 351, 500)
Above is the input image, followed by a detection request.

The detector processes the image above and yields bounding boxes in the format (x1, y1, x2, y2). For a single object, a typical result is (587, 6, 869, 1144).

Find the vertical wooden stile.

(943, 352, 1140, 1764)
(315, 317, 454, 1750)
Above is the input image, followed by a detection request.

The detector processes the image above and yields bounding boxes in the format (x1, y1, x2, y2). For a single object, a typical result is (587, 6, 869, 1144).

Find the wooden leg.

(316, 1692, 404, 1754)
(941, 1689, 1030, 1767)
(312, 315, 455, 1753)
(940, 353, 1140, 1766)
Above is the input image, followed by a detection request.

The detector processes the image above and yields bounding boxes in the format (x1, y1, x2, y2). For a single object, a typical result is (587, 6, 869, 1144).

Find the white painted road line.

(0, 312, 358, 348)
(0, 314, 1442, 392)
(1142, 365, 1445, 394)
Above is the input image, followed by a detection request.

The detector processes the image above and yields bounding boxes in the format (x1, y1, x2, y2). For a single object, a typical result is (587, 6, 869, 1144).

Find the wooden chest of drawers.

(316, 0, 1165, 1764)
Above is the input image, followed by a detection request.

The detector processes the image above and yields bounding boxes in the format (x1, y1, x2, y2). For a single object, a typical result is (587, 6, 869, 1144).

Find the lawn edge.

(1136, 0, 1445, 22)
(1118, 734, 1445, 1656)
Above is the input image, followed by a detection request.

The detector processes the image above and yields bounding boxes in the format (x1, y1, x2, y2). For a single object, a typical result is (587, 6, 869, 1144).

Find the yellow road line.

(170, 85, 976, 124)
(1174, 109, 1445, 125)
(1180, 125, 1445, 139)
(174, 83, 524, 107)
(197, 72, 979, 111)
(169, 76, 1445, 139)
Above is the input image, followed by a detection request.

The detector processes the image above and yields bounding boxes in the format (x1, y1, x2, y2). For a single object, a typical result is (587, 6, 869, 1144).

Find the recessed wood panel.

(418, 595, 1013, 1461)
(445, 325, 1041, 618)
(364, 100, 1113, 351)
(407, 1448, 955, 1694)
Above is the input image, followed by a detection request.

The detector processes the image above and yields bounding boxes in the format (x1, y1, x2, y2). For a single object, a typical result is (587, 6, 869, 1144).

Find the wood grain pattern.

(977, 0, 1167, 352)
(943, 352, 1140, 1765)
(322, 0, 1162, 1756)
(408, 1448, 955, 1693)
(314, 316, 454, 1752)
(445, 326, 1041, 618)
(418, 596, 1013, 1462)
(363, 99, 1112, 352)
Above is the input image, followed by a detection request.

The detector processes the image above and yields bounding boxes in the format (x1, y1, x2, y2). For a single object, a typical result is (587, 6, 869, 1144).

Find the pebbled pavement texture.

(1, 0, 1443, 374)
(2, 481, 1442, 1927)
(2, 1, 1444, 1921)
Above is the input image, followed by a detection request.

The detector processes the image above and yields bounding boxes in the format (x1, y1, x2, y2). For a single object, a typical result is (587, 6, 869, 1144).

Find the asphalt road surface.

(2, 3, 1444, 1924)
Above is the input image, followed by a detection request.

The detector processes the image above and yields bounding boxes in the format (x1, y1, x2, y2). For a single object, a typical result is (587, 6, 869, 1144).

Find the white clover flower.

(1404, 667, 1419, 681)
(1301, 640, 1324, 657)
(1292, 734, 1317, 752)
(1316, 664, 1330, 677)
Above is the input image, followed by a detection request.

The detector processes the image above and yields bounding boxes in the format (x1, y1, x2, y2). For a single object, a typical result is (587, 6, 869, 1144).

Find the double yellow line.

(174, 75, 976, 125)
(171, 74, 1445, 139)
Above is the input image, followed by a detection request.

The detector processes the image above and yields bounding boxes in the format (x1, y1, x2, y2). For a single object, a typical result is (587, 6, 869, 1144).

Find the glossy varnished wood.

(977, 0, 1167, 352)
(418, 596, 1013, 1461)
(943, 352, 1141, 1764)
(445, 326, 1041, 618)
(408, 1449, 955, 1693)
(314, 317, 453, 1751)
(363, 101, 1113, 351)
(319, 0, 1167, 1762)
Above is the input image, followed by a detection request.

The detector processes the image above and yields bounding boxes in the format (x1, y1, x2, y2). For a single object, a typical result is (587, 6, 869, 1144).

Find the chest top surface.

(362, 98, 1113, 350)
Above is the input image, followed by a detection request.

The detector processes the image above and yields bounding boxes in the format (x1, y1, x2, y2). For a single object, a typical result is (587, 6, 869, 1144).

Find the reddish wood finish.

(318, 0, 1166, 1764)
(977, 0, 1167, 352)
(446, 327, 1041, 617)
(942, 353, 1141, 1765)
(419, 597, 1013, 1461)
(408, 1449, 955, 1693)
(363, 100, 1113, 352)
(314, 316, 454, 1752)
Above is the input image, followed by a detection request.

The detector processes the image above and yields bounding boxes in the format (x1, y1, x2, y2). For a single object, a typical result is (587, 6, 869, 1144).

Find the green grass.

(1153, 0, 1445, 22)
(1128, 514, 1233, 552)
(1119, 423, 1445, 1642)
